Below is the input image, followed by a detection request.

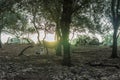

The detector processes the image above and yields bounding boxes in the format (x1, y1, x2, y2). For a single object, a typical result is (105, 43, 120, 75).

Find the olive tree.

(111, 0, 120, 58)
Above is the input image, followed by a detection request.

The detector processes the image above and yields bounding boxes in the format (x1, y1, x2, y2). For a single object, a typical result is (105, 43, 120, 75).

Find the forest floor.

(0, 44, 120, 80)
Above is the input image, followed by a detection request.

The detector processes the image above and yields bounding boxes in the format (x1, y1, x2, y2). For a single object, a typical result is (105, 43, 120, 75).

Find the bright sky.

(1, 31, 56, 43)
(1, 33, 12, 43)
(1, 31, 102, 43)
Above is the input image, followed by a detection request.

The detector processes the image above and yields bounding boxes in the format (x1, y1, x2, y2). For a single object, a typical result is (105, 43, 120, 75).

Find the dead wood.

(18, 45, 33, 56)
(88, 62, 120, 69)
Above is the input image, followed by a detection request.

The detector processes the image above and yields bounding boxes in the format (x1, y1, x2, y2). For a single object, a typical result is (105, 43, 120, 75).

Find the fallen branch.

(72, 50, 99, 53)
(18, 45, 33, 56)
(88, 62, 120, 69)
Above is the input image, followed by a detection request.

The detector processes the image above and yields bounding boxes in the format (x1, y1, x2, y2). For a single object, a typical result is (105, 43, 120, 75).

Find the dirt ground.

(0, 44, 120, 80)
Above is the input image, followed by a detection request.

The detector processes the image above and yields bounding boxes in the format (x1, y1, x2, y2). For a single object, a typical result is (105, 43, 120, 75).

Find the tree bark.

(0, 13, 3, 48)
(33, 12, 41, 45)
(0, 29, 2, 48)
(56, 23, 62, 56)
(43, 30, 48, 55)
(111, 0, 120, 58)
(111, 27, 119, 58)
(56, 41, 62, 56)
(60, 0, 73, 66)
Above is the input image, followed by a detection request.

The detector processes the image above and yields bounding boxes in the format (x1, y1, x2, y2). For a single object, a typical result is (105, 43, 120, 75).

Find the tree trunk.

(56, 41, 62, 56)
(62, 36, 71, 66)
(60, 0, 73, 66)
(56, 24, 62, 56)
(111, 0, 120, 58)
(43, 31, 48, 55)
(0, 29, 2, 48)
(32, 7, 41, 45)
(33, 13, 41, 45)
(36, 29, 41, 45)
(0, 13, 3, 48)
(111, 28, 119, 58)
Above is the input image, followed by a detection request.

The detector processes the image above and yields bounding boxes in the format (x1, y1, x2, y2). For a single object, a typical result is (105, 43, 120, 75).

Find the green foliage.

(41, 0, 62, 22)
(89, 37, 100, 45)
(7, 37, 34, 44)
(75, 35, 99, 46)
(102, 34, 113, 46)
(4, 11, 27, 28)
(1, 10, 28, 38)
(103, 33, 120, 46)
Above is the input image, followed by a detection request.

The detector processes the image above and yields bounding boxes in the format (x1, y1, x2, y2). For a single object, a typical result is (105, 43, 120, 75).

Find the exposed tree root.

(18, 45, 33, 56)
